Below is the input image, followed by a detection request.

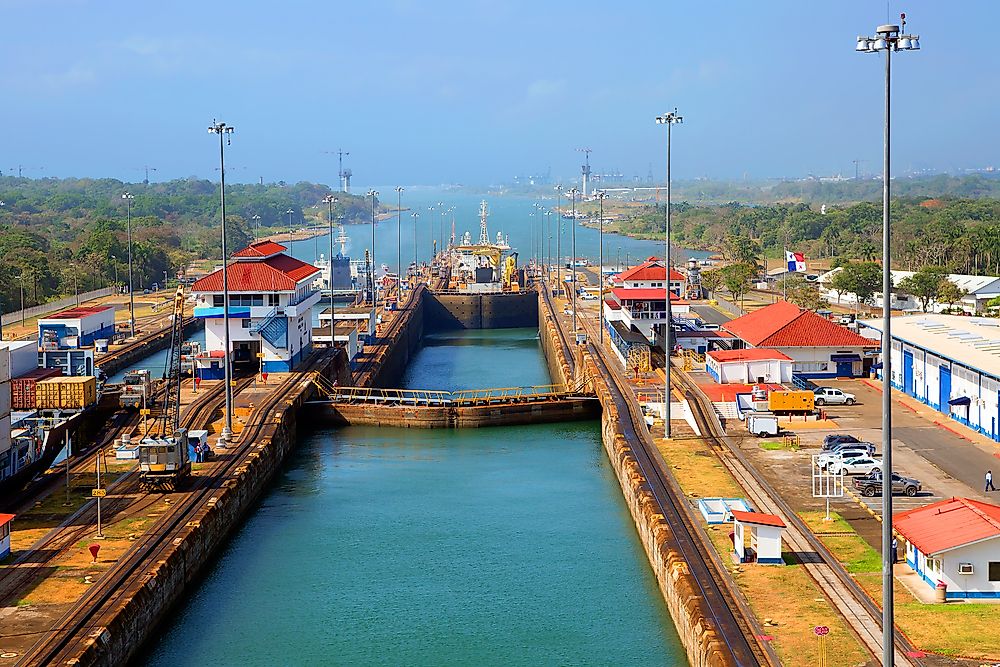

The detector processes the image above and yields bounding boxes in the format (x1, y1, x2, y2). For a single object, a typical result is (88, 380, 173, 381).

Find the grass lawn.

(801, 510, 1000, 660)
(657, 438, 870, 666)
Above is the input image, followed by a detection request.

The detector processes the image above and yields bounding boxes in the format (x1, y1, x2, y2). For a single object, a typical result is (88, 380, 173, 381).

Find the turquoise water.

(286, 188, 710, 274)
(143, 329, 685, 666)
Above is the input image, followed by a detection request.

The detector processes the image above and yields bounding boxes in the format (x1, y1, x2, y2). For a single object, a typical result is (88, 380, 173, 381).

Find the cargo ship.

(444, 201, 522, 293)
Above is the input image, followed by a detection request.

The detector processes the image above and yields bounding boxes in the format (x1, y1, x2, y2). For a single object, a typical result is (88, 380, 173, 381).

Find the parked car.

(830, 455, 882, 476)
(825, 440, 877, 456)
(818, 447, 875, 469)
(854, 471, 922, 497)
(822, 434, 861, 451)
(814, 387, 856, 406)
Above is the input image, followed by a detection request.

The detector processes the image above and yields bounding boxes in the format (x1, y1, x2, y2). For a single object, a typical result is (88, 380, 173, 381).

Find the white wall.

(937, 536, 1000, 595)
(756, 525, 784, 562)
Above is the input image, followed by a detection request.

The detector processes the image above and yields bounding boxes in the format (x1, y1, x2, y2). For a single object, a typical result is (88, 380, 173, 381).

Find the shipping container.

(0, 341, 38, 379)
(768, 390, 815, 413)
(35, 376, 97, 410)
(0, 380, 9, 419)
(0, 347, 8, 384)
(10, 368, 62, 410)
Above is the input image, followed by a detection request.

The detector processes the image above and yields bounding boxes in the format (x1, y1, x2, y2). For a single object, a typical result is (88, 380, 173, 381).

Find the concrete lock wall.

(424, 291, 539, 331)
(313, 399, 598, 428)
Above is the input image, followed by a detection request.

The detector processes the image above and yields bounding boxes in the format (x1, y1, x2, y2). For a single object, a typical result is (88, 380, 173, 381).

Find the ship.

(444, 201, 521, 293)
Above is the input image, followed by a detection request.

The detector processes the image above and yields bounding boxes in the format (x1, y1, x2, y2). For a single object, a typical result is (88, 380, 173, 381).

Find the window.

(268, 293, 279, 306)
(990, 562, 1000, 582)
(213, 295, 224, 307)
(927, 558, 941, 574)
(241, 319, 252, 329)
(793, 362, 828, 373)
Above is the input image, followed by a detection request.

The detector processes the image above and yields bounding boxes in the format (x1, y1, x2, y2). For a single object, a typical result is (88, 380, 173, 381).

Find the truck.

(120, 369, 153, 410)
(747, 412, 780, 438)
(767, 390, 815, 414)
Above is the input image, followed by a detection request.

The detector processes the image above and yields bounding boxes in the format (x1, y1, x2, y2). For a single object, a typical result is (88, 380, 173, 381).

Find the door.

(903, 350, 914, 395)
(836, 361, 853, 377)
(938, 365, 951, 414)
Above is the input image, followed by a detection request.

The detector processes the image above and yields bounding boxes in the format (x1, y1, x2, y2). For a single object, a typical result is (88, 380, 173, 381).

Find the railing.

(311, 381, 589, 407)
(1, 286, 115, 328)
(791, 374, 817, 391)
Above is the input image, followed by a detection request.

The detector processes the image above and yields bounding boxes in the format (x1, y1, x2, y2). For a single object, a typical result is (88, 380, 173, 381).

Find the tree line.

(0, 176, 374, 315)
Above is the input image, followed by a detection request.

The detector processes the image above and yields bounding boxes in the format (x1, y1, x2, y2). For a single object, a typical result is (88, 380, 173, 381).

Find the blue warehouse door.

(939, 365, 952, 415)
(903, 350, 914, 395)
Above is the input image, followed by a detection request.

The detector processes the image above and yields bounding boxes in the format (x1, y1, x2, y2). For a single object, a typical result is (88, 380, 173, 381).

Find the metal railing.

(1, 286, 115, 327)
(311, 381, 587, 407)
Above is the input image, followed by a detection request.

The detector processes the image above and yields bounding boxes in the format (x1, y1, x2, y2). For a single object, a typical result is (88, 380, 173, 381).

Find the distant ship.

(444, 201, 522, 293)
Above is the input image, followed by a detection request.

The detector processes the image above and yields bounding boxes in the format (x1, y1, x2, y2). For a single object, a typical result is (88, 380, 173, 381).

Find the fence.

(1, 287, 115, 328)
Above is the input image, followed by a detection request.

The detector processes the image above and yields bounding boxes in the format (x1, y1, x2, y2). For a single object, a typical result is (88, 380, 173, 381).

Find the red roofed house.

(895, 497, 1000, 599)
(191, 241, 321, 376)
(732, 510, 785, 565)
(614, 257, 686, 296)
(722, 300, 878, 379)
(706, 348, 793, 384)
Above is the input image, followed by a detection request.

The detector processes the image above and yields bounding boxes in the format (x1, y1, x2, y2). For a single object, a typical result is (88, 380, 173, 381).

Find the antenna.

(577, 148, 592, 197)
(852, 159, 868, 180)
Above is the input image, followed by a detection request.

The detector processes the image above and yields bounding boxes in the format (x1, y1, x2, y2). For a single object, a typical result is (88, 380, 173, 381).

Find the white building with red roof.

(613, 257, 686, 296)
(722, 300, 878, 379)
(191, 241, 321, 376)
(706, 349, 793, 384)
(895, 497, 1000, 599)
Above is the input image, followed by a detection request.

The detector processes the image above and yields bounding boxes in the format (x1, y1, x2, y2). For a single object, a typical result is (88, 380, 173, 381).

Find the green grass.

(800, 511, 881, 573)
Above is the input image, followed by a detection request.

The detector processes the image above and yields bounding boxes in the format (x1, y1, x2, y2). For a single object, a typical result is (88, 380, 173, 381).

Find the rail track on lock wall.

(585, 341, 774, 666)
(674, 367, 921, 666)
(352, 284, 425, 388)
(16, 362, 300, 666)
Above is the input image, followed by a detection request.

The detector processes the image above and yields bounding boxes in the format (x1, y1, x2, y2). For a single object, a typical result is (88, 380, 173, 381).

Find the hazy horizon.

(2, 1, 997, 187)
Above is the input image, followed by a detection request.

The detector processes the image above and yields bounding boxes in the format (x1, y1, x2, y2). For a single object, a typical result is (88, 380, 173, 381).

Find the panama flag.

(785, 250, 807, 273)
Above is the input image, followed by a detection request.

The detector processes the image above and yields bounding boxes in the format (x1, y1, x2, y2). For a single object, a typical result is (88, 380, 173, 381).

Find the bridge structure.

(307, 374, 597, 428)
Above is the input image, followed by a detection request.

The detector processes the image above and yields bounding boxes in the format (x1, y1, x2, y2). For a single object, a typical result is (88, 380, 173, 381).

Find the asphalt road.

(690, 304, 732, 326)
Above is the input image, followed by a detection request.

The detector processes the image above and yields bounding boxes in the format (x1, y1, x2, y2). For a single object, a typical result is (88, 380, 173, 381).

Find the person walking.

(891, 537, 898, 564)
(987, 469, 996, 492)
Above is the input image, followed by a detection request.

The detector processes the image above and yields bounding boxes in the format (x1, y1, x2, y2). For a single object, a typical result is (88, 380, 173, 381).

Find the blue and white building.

(191, 241, 321, 375)
(860, 313, 1000, 441)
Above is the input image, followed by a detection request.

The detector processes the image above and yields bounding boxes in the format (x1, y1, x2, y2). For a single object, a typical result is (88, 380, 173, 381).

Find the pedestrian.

(987, 469, 996, 493)
(891, 537, 898, 564)
(195, 443, 203, 463)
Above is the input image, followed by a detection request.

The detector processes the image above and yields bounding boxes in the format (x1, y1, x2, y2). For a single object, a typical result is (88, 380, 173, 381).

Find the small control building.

(191, 241, 320, 375)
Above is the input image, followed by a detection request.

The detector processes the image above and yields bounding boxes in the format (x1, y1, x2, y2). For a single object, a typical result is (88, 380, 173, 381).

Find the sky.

(1, 0, 997, 187)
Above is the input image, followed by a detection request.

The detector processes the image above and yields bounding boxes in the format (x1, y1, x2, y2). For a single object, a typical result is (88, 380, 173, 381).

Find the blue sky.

(1, 1, 996, 186)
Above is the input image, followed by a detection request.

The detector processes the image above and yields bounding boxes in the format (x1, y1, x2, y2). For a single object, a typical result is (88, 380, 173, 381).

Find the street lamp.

(545, 210, 553, 284)
(122, 192, 136, 338)
(411, 212, 419, 272)
(395, 186, 404, 288)
(569, 187, 579, 332)
(208, 119, 235, 444)
(855, 17, 919, 667)
(322, 194, 338, 350)
(597, 191, 608, 343)
(367, 190, 379, 303)
(428, 206, 436, 258)
(251, 214, 261, 241)
(286, 208, 295, 246)
(554, 185, 563, 294)
(656, 107, 682, 440)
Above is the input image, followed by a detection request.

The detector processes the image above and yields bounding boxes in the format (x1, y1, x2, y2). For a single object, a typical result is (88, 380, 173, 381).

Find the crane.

(160, 285, 186, 435)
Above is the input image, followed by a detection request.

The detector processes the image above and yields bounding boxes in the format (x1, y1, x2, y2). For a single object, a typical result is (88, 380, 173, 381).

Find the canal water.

(105, 328, 207, 384)
(143, 329, 685, 666)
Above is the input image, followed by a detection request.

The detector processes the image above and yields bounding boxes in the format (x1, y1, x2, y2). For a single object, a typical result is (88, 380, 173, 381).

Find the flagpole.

(782, 231, 788, 301)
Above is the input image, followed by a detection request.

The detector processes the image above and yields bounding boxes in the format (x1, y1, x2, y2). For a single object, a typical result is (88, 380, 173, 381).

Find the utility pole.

(395, 186, 404, 285)
(656, 108, 683, 440)
(286, 208, 295, 246)
(569, 187, 579, 332)
(412, 212, 419, 273)
(597, 191, 607, 343)
(855, 19, 919, 667)
(323, 195, 338, 349)
(554, 185, 563, 294)
(122, 193, 136, 337)
(368, 190, 379, 302)
(208, 120, 235, 445)
(251, 214, 261, 241)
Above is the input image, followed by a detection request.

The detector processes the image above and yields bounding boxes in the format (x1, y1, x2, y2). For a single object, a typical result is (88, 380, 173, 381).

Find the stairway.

(250, 307, 288, 348)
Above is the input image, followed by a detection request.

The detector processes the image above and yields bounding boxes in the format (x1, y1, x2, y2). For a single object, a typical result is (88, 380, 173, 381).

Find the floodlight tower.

(656, 107, 682, 440)
(208, 119, 235, 444)
(855, 16, 919, 667)
(577, 148, 592, 197)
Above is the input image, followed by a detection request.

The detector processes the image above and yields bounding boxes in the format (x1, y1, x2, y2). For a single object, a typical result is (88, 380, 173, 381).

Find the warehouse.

(859, 313, 1000, 441)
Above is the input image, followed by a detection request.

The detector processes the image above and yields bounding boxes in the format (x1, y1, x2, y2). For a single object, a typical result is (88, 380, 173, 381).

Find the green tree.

(782, 275, 826, 310)
(830, 262, 882, 305)
(897, 266, 949, 312)
(721, 262, 755, 307)
(701, 268, 723, 294)
(936, 280, 967, 312)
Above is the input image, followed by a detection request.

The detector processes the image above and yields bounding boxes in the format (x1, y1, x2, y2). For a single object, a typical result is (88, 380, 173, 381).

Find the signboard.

(139, 409, 151, 416)
(91, 488, 107, 498)
(256, 353, 266, 359)
(814, 626, 830, 636)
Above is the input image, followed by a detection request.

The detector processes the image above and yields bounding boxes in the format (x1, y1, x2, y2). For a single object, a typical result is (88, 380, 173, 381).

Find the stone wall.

(424, 291, 538, 330)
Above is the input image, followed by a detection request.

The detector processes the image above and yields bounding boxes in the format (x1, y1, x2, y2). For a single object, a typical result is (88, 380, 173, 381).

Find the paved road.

(690, 304, 732, 326)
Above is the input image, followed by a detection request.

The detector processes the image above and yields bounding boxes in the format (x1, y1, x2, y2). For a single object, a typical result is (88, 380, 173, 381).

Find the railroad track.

(352, 284, 424, 387)
(586, 341, 773, 666)
(676, 369, 920, 666)
(18, 354, 327, 665)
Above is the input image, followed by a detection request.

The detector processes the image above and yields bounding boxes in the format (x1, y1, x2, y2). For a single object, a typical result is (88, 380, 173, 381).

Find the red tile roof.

(232, 240, 288, 258)
(191, 254, 319, 293)
(45, 305, 113, 319)
(611, 287, 688, 304)
(616, 259, 685, 283)
(708, 349, 792, 363)
(722, 301, 877, 348)
(894, 497, 1000, 555)
(0, 513, 14, 525)
(731, 510, 786, 528)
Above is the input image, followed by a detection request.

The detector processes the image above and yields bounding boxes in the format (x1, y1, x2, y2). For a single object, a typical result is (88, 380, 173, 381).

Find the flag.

(785, 251, 806, 273)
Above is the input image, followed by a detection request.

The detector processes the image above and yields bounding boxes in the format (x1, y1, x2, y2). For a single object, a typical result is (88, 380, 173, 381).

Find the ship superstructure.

(443, 201, 521, 293)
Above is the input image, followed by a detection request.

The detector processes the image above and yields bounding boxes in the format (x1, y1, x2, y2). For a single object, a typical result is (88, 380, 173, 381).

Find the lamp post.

(122, 192, 136, 338)
(656, 108, 682, 440)
(323, 195, 338, 349)
(554, 185, 563, 294)
(395, 186, 404, 289)
(251, 214, 261, 241)
(569, 187, 579, 331)
(367, 190, 379, 302)
(855, 19, 919, 667)
(428, 206, 436, 259)
(597, 191, 607, 343)
(286, 208, 294, 246)
(412, 212, 419, 273)
(545, 210, 552, 284)
(19, 273, 25, 326)
(208, 120, 235, 444)
(437, 203, 445, 255)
